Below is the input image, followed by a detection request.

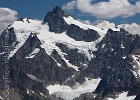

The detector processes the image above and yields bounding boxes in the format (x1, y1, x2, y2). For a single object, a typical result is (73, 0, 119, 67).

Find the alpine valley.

(0, 6, 140, 100)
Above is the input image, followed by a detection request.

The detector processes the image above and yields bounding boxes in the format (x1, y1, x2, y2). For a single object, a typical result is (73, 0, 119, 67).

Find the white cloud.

(78, 19, 116, 29)
(62, 0, 140, 19)
(0, 22, 9, 34)
(94, 20, 115, 29)
(0, 8, 18, 33)
(62, 0, 76, 11)
(77, 19, 92, 25)
(93, 20, 140, 35)
(117, 23, 140, 35)
(94, 20, 140, 35)
(78, 19, 140, 35)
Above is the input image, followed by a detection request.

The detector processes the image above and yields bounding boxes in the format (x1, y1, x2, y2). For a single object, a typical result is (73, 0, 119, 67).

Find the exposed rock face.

(82, 29, 140, 99)
(14, 34, 42, 60)
(74, 92, 101, 100)
(42, 6, 69, 33)
(73, 29, 140, 100)
(0, 6, 140, 100)
(56, 43, 89, 68)
(0, 28, 77, 100)
(66, 24, 100, 42)
(0, 27, 17, 93)
(51, 49, 68, 68)
(7, 34, 78, 100)
(0, 27, 16, 53)
(43, 6, 100, 41)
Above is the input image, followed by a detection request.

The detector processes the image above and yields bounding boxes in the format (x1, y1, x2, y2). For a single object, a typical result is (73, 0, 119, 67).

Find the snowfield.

(10, 17, 120, 61)
(8, 17, 135, 100)
(47, 78, 101, 100)
(107, 92, 136, 100)
(10, 18, 106, 61)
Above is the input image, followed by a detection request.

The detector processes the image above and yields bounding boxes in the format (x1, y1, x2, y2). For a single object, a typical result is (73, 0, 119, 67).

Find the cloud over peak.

(62, 0, 76, 11)
(94, 20, 115, 29)
(62, 0, 140, 19)
(117, 23, 140, 35)
(78, 19, 140, 35)
(0, 8, 18, 34)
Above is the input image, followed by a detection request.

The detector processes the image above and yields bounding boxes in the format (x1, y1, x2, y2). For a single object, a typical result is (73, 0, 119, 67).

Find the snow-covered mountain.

(0, 6, 140, 100)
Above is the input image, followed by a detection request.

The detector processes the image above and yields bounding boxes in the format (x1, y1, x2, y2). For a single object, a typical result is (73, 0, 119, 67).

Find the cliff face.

(66, 24, 100, 42)
(0, 6, 140, 100)
(42, 6, 69, 33)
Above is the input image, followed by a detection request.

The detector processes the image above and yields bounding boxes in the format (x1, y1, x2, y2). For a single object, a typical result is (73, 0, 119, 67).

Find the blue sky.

(0, 0, 140, 25)
(0, 0, 70, 19)
(0, 0, 140, 34)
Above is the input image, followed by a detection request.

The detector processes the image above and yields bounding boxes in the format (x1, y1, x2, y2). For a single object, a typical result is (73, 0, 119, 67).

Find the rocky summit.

(0, 6, 140, 100)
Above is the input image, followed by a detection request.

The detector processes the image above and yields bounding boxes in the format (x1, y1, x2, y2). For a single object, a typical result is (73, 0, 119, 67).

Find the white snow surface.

(0, 52, 4, 55)
(6, 14, 137, 100)
(62, 58, 79, 71)
(26, 48, 40, 58)
(122, 56, 126, 59)
(121, 44, 125, 49)
(131, 55, 140, 77)
(107, 92, 136, 100)
(9, 17, 108, 61)
(47, 78, 101, 100)
(112, 27, 120, 31)
(26, 73, 37, 81)
(63, 16, 107, 37)
(0, 95, 2, 99)
(27, 89, 29, 94)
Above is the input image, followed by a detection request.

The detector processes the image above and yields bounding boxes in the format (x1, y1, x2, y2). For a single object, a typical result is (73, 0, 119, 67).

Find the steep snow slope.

(63, 16, 120, 36)
(131, 55, 140, 77)
(9, 18, 45, 58)
(63, 16, 107, 35)
(10, 17, 109, 61)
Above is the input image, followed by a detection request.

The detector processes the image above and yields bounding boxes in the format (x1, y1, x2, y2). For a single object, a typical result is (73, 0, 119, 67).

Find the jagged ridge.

(0, 6, 140, 100)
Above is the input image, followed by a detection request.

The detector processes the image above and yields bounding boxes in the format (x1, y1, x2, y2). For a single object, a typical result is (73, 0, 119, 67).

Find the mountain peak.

(52, 6, 68, 17)
(1, 5, 140, 100)
(52, 6, 62, 11)
(42, 6, 69, 33)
